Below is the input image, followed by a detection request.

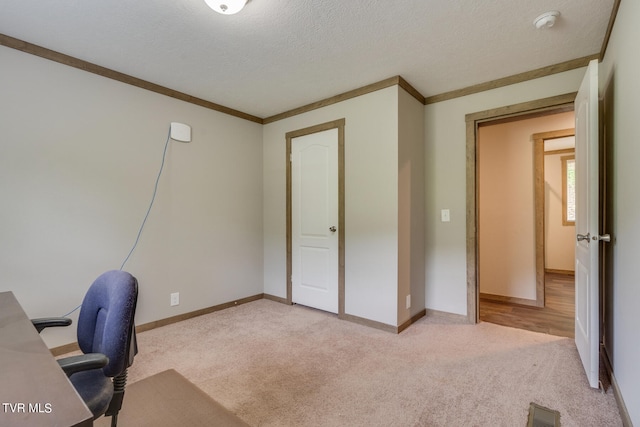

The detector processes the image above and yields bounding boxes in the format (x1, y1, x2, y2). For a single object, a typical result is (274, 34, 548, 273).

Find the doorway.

(474, 112, 576, 336)
(286, 119, 346, 316)
(465, 93, 576, 326)
(475, 112, 576, 337)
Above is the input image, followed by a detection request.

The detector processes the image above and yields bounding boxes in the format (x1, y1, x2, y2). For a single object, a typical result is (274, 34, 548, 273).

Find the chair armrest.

(58, 353, 109, 377)
(31, 317, 72, 333)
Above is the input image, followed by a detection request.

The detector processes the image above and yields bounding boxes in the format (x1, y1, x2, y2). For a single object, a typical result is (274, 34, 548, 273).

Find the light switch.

(441, 209, 450, 222)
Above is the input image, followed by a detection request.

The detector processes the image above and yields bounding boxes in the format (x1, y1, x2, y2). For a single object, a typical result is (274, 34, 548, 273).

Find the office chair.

(32, 270, 138, 427)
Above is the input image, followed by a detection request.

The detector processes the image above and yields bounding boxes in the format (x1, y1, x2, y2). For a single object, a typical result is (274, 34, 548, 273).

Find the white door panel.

(292, 129, 338, 313)
(299, 247, 330, 290)
(574, 257, 590, 339)
(574, 59, 600, 389)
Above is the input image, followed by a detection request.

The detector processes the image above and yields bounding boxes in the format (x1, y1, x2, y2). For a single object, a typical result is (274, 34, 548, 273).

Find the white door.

(291, 129, 339, 313)
(574, 59, 601, 389)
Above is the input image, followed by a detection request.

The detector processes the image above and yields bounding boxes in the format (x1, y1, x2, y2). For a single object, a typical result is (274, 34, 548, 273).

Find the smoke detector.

(534, 11, 560, 29)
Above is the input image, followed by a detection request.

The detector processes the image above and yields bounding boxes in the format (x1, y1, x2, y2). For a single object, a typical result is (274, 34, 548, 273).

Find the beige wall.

(398, 88, 426, 324)
(478, 112, 574, 300)
(545, 150, 575, 271)
(0, 46, 264, 348)
(599, 0, 640, 422)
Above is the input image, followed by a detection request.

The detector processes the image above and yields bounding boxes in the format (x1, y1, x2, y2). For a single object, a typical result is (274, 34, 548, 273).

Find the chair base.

(69, 370, 113, 419)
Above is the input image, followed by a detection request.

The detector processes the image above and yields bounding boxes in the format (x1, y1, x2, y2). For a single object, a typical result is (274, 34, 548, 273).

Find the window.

(562, 155, 575, 225)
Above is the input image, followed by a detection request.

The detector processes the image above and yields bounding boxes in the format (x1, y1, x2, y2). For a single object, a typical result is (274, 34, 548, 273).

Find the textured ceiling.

(0, 0, 615, 118)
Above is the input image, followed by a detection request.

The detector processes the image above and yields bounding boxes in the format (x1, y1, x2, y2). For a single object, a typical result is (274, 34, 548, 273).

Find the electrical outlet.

(170, 292, 180, 306)
(406, 294, 411, 309)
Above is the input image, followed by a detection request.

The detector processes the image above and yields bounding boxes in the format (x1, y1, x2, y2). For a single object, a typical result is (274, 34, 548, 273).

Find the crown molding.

(0, 33, 263, 124)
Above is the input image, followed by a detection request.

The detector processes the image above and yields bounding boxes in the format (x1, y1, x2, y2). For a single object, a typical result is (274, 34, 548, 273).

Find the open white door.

(574, 59, 602, 389)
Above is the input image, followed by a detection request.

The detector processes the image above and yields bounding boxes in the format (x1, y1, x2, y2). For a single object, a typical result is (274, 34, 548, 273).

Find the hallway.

(479, 272, 575, 338)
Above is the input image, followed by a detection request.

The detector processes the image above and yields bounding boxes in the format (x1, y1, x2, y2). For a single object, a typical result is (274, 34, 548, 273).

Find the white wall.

(0, 46, 264, 348)
(424, 69, 586, 315)
(599, 0, 640, 422)
(263, 86, 399, 326)
(545, 151, 575, 271)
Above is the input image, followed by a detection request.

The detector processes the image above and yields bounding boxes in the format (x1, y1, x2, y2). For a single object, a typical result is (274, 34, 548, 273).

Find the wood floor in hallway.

(479, 272, 575, 338)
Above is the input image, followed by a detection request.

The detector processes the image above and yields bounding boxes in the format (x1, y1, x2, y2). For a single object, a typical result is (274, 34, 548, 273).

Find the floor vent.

(527, 403, 561, 427)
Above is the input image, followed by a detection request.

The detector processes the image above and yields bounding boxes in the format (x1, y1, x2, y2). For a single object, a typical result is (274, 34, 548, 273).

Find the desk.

(0, 291, 93, 427)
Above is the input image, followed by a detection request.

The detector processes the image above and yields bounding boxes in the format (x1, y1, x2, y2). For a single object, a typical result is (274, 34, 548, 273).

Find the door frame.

(286, 118, 346, 316)
(465, 94, 576, 323)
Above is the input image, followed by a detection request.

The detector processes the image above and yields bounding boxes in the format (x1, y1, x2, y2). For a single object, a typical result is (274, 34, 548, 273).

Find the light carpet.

(110, 299, 622, 426)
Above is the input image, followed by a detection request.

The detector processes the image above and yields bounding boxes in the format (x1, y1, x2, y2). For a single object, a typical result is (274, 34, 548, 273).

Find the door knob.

(576, 233, 590, 242)
(329, 226, 337, 232)
(593, 234, 611, 242)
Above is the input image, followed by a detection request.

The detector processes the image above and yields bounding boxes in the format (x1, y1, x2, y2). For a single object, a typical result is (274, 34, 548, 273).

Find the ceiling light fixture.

(533, 11, 560, 29)
(204, 0, 247, 15)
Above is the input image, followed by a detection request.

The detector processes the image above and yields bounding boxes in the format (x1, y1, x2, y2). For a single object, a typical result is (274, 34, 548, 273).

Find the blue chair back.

(77, 270, 138, 378)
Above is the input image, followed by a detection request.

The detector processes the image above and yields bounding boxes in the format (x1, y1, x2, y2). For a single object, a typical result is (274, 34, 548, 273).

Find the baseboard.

(338, 313, 398, 333)
(479, 292, 538, 307)
(265, 293, 426, 334)
(136, 293, 264, 333)
(50, 342, 80, 357)
(398, 309, 427, 333)
(424, 308, 469, 324)
(545, 269, 575, 276)
(602, 349, 633, 427)
(50, 293, 264, 356)
(338, 309, 427, 334)
(611, 372, 633, 427)
(263, 293, 289, 305)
